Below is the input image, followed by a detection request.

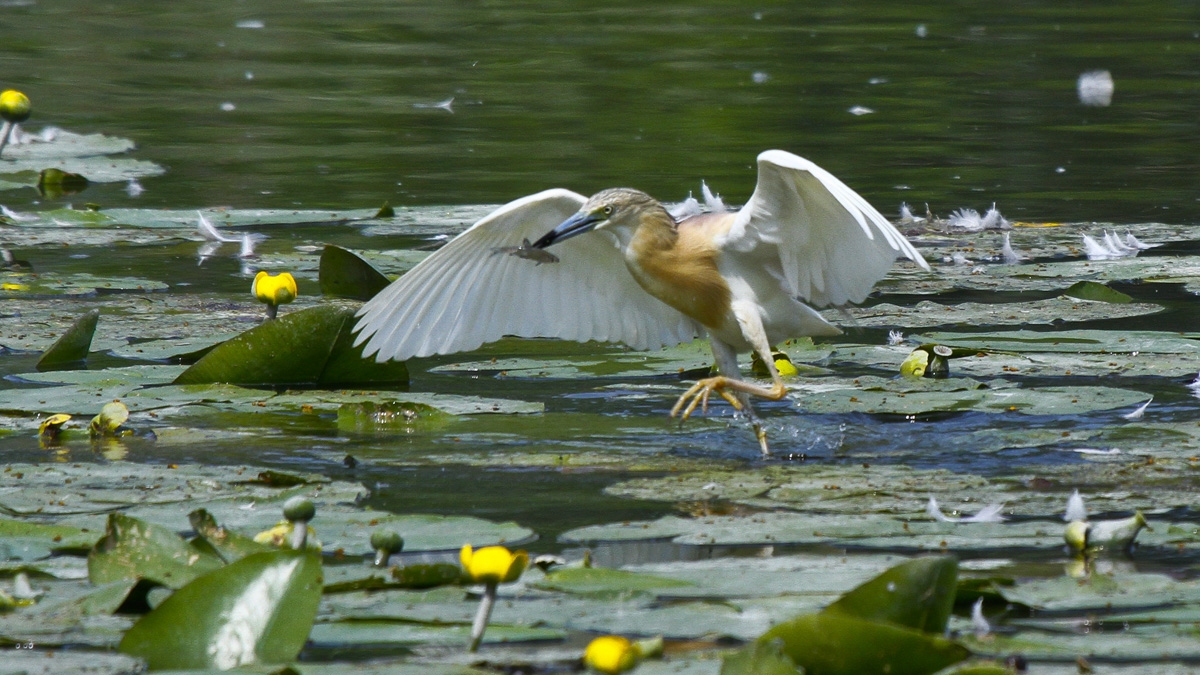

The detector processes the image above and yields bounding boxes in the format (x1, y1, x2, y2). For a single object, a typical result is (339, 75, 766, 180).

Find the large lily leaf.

(35, 309, 99, 369)
(319, 244, 391, 300)
(823, 556, 958, 634)
(758, 612, 970, 675)
(173, 304, 408, 386)
(87, 513, 224, 589)
(118, 549, 323, 670)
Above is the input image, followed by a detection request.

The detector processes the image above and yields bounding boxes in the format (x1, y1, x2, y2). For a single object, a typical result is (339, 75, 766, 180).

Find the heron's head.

(532, 188, 664, 249)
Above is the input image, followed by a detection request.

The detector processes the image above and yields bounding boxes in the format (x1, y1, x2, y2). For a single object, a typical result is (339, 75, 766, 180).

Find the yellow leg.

(673, 317, 788, 456)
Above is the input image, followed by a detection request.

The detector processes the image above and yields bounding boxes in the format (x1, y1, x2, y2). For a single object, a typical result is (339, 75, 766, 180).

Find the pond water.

(4, 1, 1200, 672)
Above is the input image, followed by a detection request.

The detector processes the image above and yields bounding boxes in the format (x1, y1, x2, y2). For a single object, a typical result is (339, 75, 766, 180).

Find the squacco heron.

(354, 150, 929, 454)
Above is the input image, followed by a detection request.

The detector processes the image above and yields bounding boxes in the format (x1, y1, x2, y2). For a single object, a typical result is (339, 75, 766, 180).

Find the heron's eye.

(602, 205, 614, 216)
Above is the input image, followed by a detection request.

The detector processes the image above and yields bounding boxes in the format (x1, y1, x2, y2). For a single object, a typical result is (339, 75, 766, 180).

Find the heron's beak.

(531, 211, 601, 249)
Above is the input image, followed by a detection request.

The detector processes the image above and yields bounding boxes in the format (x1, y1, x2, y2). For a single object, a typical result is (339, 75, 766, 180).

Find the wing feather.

(354, 188, 702, 362)
(718, 150, 929, 308)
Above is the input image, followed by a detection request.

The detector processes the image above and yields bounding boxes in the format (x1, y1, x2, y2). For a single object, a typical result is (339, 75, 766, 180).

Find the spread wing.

(717, 150, 929, 308)
(353, 188, 702, 362)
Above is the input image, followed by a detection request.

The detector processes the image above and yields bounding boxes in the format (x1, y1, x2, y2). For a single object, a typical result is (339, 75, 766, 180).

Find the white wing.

(718, 150, 929, 308)
(353, 188, 702, 362)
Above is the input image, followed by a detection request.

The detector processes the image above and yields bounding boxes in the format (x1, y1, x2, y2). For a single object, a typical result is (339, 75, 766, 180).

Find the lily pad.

(790, 376, 1150, 416)
(533, 566, 694, 596)
(174, 304, 409, 386)
(319, 244, 392, 300)
(823, 556, 957, 633)
(0, 651, 145, 675)
(835, 296, 1162, 329)
(35, 309, 99, 369)
(308, 618, 564, 648)
(87, 513, 225, 589)
(119, 550, 323, 670)
(758, 612, 970, 675)
(0, 517, 97, 551)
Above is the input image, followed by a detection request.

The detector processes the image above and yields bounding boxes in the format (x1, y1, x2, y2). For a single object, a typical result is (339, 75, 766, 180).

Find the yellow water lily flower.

(0, 90, 31, 124)
(460, 544, 527, 585)
(584, 636, 641, 674)
(2, 282, 28, 291)
(252, 270, 297, 319)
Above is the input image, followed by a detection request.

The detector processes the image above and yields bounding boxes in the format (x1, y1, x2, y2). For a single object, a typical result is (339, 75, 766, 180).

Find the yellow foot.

(670, 376, 743, 421)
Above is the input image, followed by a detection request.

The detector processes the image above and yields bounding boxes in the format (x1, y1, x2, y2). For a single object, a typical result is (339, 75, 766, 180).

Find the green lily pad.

(836, 296, 1162, 329)
(720, 639, 799, 675)
(0, 272, 169, 299)
(996, 572, 1200, 612)
(0, 578, 138, 648)
(790, 376, 1150, 416)
(533, 566, 694, 596)
(174, 304, 409, 386)
(1063, 280, 1134, 303)
(0, 462, 366, 519)
(87, 513, 225, 589)
(309, 618, 564, 648)
(188, 508, 272, 564)
(35, 309, 99, 369)
(119, 550, 323, 670)
(0, 651, 145, 675)
(758, 612, 970, 675)
(0, 518, 97, 552)
(319, 244, 392, 300)
(122, 501, 533, 556)
(824, 556, 958, 633)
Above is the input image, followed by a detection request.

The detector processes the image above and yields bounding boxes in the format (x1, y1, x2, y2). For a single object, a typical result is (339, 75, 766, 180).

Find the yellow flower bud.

(253, 271, 298, 307)
(459, 544, 527, 585)
(584, 635, 641, 674)
(0, 90, 31, 124)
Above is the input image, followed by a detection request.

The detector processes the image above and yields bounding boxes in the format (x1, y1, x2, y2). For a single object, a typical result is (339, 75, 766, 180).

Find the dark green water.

(2, 1, 1198, 222)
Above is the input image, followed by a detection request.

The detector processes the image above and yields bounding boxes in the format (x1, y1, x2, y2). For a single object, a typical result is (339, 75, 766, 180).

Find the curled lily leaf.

(460, 544, 527, 585)
(89, 400, 129, 437)
(900, 343, 1018, 378)
(900, 347, 932, 378)
(252, 271, 297, 320)
(584, 635, 642, 674)
(1065, 511, 1150, 553)
(38, 413, 71, 439)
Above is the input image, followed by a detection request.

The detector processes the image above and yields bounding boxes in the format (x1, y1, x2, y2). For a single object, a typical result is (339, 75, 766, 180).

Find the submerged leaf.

(35, 309, 99, 369)
(118, 549, 323, 670)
